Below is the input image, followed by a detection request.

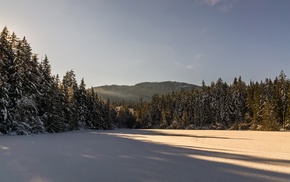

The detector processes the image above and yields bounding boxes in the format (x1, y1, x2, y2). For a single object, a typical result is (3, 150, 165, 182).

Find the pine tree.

(285, 87, 290, 129)
(260, 100, 279, 131)
(277, 70, 288, 128)
(0, 28, 22, 133)
(0, 27, 116, 134)
(180, 109, 189, 129)
(87, 88, 103, 129)
(0, 86, 9, 134)
(43, 74, 69, 132)
(170, 110, 180, 129)
(160, 106, 167, 129)
(150, 94, 161, 127)
(75, 78, 89, 129)
(106, 98, 113, 129)
(62, 70, 79, 130)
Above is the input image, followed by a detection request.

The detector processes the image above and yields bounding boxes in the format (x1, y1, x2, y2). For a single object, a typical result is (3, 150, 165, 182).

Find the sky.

(1, 0, 290, 87)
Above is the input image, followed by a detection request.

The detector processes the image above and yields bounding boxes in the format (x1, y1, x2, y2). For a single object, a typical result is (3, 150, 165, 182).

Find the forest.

(1, 27, 289, 135)
(0, 27, 116, 135)
(118, 73, 290, 131)
(93, 81, 198, 102)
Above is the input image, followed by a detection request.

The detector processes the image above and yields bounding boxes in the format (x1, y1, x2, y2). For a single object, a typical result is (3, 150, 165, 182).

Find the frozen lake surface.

(1, 129, 290, 182)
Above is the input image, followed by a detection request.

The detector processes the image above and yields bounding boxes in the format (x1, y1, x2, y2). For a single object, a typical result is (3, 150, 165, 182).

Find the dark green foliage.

(0, 27, 114, 135)
(93, 81, 199, 103)
(1, 27, 289, 133)
(130, 71, 290, 131)
(115, 106, 136, 129)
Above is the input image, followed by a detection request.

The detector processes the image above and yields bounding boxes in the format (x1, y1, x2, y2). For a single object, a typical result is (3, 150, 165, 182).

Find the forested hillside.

(118, 74, 290, 131)
(94, 81, 199, 103)
(0, 27, 115, 135)
(1, 27, 289, 134)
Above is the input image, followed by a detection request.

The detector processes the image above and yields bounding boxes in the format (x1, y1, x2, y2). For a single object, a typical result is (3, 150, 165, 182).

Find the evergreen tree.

(62, 70, 79, 130)
(260, 100, 279, 131)
(75, 78, 89, 129)
(0, 86, 9, 134)
(160, 106, 167, 129)
(87, 88, 103, 129)
(0, 27, 115, 135)
(44, 75, 68, 132)
(150, 94, 161, 127)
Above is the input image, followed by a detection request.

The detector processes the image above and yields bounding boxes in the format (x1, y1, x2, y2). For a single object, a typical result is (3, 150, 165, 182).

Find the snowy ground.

(0, 129, 290, 182)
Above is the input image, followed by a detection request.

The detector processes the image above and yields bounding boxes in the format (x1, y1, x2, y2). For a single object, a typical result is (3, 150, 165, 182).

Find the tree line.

(1, 27, 289, 134)
(0, 27, 116, 135)
(118, 73, 290, 131)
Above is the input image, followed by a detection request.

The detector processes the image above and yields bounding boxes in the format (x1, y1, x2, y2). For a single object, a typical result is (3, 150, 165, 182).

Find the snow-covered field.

(1, 129, 290, 182)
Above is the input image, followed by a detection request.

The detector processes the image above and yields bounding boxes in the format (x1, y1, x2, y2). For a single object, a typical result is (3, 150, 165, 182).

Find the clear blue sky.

(1, 0, 290, 87)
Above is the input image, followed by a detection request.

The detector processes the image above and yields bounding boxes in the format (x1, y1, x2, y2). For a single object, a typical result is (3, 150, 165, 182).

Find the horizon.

(1, 0, 290, 87)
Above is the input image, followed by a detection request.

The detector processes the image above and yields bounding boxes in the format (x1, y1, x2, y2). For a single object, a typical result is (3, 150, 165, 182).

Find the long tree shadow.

(1, 130, 289, 182)
(90, 130, 290, 182)
(110, 128, 250, 140)
(103, 129, 290, 166)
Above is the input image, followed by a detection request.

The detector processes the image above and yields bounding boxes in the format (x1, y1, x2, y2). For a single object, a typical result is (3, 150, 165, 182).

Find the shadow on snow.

(0, 130, 289, 182)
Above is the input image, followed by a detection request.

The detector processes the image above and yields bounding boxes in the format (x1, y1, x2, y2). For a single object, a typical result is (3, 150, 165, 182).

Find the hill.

(93, 81, 199, 102)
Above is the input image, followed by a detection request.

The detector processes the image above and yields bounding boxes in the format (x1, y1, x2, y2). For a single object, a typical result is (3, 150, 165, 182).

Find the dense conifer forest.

(1, 27, 289, 135)
(0, 27, 115, 135)
(118, 73, 290, 131)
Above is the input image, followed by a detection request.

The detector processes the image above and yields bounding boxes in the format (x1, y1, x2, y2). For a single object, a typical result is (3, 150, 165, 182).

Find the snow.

(0, 129, 290, 182)
(1, 108, 7, 123)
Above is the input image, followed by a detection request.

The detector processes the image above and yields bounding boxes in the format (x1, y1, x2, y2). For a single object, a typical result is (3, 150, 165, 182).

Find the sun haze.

(1, 0, 290, 87)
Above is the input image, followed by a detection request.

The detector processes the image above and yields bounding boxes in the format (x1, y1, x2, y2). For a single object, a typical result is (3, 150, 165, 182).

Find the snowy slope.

(0, 130, 290, 182)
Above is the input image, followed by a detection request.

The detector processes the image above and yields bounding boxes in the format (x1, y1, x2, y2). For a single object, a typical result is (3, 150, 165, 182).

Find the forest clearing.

(1, 129, 289, 182)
